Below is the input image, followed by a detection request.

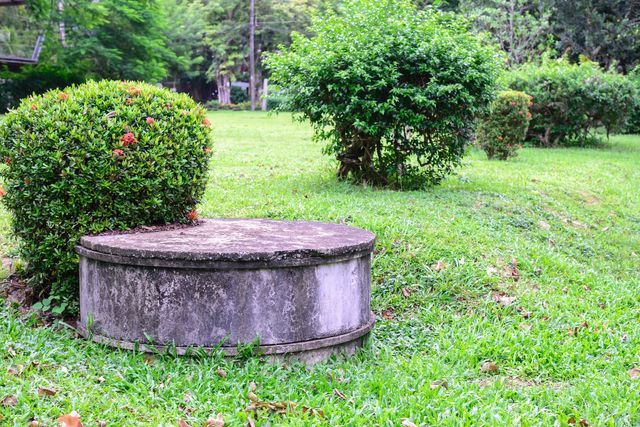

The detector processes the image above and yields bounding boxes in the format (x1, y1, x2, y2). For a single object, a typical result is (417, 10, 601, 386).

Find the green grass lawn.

(1, 111, 640, 426)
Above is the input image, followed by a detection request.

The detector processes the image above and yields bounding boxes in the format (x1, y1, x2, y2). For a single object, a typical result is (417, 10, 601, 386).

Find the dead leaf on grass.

(215, 367, 228, 378)
(58, 411, 83, 427)
(333, 388, 349, 400)
(1, 395, 17, 407)
(629, 368, 640, 379)
(177, 420, 190, 427)
(492, 291, 516, 307)
(382, 309, 394, 320)
(481, 361, 499, 374)
(432, 261, 446, 272)
(401, 419, 419, 427)
(7, 345, 16, 357)
(402, 287, 411, 298)
(8, 364, 24, 376)
(538, 220, 551, 230)
(430, 379, 448, 390)
(206, 413, 224, 426)
(301, 406, 325, 418)
(38, 387, 57, 397)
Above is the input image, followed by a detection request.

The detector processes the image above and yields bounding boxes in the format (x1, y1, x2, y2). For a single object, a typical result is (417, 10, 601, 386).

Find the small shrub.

(265, 0, 502, 189)
(0, 80, 213, 311)
(477, 90, 532, 160)
(505, 59, 636, 146)
(230, 86, 249, 104)
(624, 66, 640, 134)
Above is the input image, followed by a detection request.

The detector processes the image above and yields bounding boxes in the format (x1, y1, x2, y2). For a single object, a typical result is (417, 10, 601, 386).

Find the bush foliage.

(505, 59, 636, 146)
(477, 90, 532, 160)
(625, 66, 640, 134)
(265, 0, 502, 189)
(0, 81, 213, 311)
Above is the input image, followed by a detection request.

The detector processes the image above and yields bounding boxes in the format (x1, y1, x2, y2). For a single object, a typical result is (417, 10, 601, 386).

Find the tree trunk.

(216, 73, 231, 104)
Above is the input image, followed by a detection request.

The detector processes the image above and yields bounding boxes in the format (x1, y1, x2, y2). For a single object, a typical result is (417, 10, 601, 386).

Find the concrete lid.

(79, 218, 375, 265)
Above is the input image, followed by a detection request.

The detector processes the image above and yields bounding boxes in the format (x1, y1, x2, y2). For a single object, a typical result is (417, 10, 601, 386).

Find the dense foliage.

(505, 60, 636, 146)
(625, 66, 640, 134)
(477, 90, 532, 160)
(0, 81, 213, 311)
(266, 0, 502, 188)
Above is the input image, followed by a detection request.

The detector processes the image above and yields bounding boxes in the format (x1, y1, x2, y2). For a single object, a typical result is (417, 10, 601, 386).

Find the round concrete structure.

(76, 218, 375, 363)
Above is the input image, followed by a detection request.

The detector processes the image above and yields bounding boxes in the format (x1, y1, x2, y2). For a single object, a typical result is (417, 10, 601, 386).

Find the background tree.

(550, 0, 639, 72)
(459, 0, 553, 65)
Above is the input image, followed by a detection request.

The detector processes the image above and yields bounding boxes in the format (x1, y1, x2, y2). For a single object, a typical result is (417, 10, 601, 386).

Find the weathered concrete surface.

(77, 219, 375, 363)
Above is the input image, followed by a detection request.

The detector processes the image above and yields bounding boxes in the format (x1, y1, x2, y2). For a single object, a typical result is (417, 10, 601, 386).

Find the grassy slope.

(1, 112, 639, 426)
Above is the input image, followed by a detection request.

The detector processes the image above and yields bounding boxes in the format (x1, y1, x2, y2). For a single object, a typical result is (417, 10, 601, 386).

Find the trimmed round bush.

(505, 59, 636, 146)
(477, 90, 532, 160)
(265, 0, 502, 189)
(0, 80, 213, 311)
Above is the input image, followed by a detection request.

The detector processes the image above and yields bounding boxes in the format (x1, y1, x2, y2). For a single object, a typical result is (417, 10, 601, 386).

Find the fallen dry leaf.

(519, 323, 532, 331)
(333, 389, 348, 400)
(8, 364, 24, 376)
(1, 395, 17, 407)
(246, 418, 256, 427)
(245, 399, 297, 415)
(430, 379, 448, 390)
(97, 422, 107, 427)
(509, 259, 520, 281)
(402, 287, 411, 298)
(38, 387, 57, 397)
(538, 220, 551, 230)
(432, 261, 446, 272)
(206, 413, 224, 427)
(401, 420, 419, 427)
(629, 368, 640, 379)
(492, 291, 516, 307)
(96, 376, 106, 384)
(177, 420, 190, 427)
(7, 345, 16, 357)
(571, 220, 588, 229)
(481, 362, 499, 374)
(215, 367, 228, 378)
(301, 406, 325, 418)
(58, 411, 83, 427)
(183, 393, 193, 403)
(486, 266, 499, 277)
(382, 309, 394, 320)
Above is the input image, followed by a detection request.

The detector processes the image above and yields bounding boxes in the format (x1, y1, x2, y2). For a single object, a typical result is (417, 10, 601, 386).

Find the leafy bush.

(477, 90, 532, 160)
(0, 80, 213, 311)
(205, 100, 252, 111)
(230, 86, 249, 104)
(0, 65, 85, 112)
(624, 66, 640, 134)
(505, 59, 637, 146)
(265, 0, 502, 189)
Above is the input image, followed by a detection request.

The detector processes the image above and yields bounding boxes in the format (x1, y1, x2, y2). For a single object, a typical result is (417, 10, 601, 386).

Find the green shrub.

(230, 86, 249, 104)
(624, 66, 640, 134)
(0, 80, 213, 312)
(505, 59, 636, 146)
(205, 100, 252, 111)
(265, 0, 502, 189)
(477, 90, 532, 160)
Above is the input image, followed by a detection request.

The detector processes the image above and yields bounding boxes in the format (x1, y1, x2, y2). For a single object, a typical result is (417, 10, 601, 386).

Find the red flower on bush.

(58, 92, 69, 101)
(203, 118, 211, 127)
(24, 179, 30, 185)
(0, 187, 5, 197)
(146, 117, 155, 125)
(112, 149, 125, 158)
(30, 104, 37, 111)
(120, 132, 138, 146)
(3, 156, 10, 165)
(204, 147, 212, 154)
(527, 112, 532, 118)
(186, 209, 199, 221)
